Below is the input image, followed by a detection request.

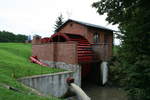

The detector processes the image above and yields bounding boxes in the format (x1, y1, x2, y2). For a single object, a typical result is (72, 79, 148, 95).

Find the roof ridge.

(69, 19, 114, 31)
(56, 19, 114, 32)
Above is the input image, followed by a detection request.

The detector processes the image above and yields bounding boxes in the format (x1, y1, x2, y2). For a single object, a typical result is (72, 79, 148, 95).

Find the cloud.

(0, 0, 118, 37)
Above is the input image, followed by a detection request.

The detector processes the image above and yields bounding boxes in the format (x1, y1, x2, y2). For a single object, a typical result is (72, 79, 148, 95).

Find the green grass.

(0, 43, 63, 100)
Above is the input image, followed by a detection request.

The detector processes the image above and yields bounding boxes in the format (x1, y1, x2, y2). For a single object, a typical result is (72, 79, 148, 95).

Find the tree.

(54, 14, 64, 33)
(0, 31, 28, 43)
(15, 34, 28, 42)
(92, 0, 150, 100)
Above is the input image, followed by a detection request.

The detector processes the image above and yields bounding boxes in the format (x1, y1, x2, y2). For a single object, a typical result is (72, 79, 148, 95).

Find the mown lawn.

(0, 43, 63, 100)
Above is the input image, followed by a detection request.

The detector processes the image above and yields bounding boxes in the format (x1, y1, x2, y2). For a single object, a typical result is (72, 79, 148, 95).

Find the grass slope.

(0, 43, 63, 100)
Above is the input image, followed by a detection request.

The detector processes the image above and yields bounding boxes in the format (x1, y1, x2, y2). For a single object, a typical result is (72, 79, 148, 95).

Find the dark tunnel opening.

(81, 62, 102, 88)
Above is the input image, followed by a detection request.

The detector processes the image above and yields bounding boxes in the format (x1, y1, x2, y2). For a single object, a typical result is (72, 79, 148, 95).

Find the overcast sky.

(0, 0, 120, 44)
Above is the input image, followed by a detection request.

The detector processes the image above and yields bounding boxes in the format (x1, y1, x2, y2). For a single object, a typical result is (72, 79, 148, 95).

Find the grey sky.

(0, 0, 120, 44)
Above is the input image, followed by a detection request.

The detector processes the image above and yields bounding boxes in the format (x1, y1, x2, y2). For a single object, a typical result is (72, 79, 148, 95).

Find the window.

(93, 32, 100, 43)
(70, 23, 73, 27)
(104, 33, 109, 43)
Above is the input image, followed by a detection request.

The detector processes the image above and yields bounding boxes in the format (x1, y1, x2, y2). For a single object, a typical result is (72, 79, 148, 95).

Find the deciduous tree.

(0, 31, 27, 43)
(92, 0, 150, 100)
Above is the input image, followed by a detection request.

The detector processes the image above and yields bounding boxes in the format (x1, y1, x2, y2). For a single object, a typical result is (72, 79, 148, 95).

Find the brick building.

(32, 19, 114, 85)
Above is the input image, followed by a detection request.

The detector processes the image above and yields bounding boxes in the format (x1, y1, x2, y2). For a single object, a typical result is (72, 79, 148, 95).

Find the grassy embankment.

(0, 43, 63, 100)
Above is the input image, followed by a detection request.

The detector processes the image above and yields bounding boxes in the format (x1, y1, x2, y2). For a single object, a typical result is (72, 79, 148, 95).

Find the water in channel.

(82, 83, 128, 100)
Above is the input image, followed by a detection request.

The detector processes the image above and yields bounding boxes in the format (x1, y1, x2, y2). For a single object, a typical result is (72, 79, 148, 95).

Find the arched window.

(93, 32, 100, 43)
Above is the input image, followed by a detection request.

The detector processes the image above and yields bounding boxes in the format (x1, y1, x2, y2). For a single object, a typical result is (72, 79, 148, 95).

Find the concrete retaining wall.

(41, 60, 81, 86)
(18, 62, 81, 97)
(18, 71, 73, 97)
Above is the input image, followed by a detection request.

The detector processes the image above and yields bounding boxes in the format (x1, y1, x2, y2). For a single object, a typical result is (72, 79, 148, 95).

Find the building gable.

(58, 21, 88, 36)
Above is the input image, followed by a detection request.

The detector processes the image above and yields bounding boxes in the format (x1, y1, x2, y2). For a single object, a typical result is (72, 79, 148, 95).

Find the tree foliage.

(54, 14, 64, 33)
(0, 31, 28, 43)
(92, 0, 150, 100)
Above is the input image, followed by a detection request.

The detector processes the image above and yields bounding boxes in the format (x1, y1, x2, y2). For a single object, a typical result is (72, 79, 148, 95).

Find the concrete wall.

(18, 71, 73, 97)
(41, 60, 81, 87)
(32, 42, 78, 64)
(18, 62, 81, 97)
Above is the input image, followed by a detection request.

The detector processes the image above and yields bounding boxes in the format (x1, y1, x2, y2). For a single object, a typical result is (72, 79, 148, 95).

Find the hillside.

(0, 43, 63, 100)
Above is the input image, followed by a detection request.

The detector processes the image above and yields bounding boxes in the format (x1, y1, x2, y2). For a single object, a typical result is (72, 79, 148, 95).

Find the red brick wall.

(59, 22, 88, 39)
(58, 22, 104, 43)
(58, 22, 113, 44)
(87, 28, 113, 60)
(87, 28, 104, 43)
(87, 27, 113, 43)
(32, 21, 114, 62)
(55, 42, 77, 64)
(32, 42, 78, 64)
(32, 44, 54, 61)
(58, 22, 113, 60)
